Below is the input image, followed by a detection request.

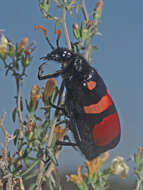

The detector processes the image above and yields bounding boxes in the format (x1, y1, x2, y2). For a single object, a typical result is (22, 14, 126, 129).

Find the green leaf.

(50, 132, 57, 148)
(55, 19, 62, 30)
(24, 157, 30, 168)
(21, 159, 40, 177)
(66, 0, 76, 14)
(93, 9, 102, 21)
(39, 0, 52, 12)
(9, 164, 15, 173)
(45, 176, 54, 190)
(41, 120, 50, 130)
(51, 86, 59, 104)
(24, 170, 39, 181)
(29, 183, 37, 190)
(54, 0, 62, 8)
(75, 4, 81, 15)
(17, 139, 24, 151)
(48, 175, 57, 188)
(73, 26, 81, 40)
(13, 129, 19, 145)
(33, 114, 42, 121)
(80, 23, 90, 41)
(46, 148, 58, 166)
(45, 14, 59, 21)
(12, 107, 17, 123)
(25, 99, 30, 112)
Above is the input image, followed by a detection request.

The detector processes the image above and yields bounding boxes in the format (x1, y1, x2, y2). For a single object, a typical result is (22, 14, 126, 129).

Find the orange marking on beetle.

(84, 93, 113, 114)
(92, 112, 120, 146)
(34, 25, 48, 37)
(87, 81, 97, 90)
(54, 29, 61, 40)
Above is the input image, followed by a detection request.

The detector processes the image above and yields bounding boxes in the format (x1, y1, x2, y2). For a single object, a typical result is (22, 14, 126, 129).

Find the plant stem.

(80, 0, 91, 60)
(0, 113, 14, 190)
(61, 0, 71, 49)
(16, 78, 23, 140)
(0, 113, 8, 166)
(46, 128, 68, 178)
(47, 81, 65, 147)
(81, 0, 89, 21)
(36, 81, 65, 190)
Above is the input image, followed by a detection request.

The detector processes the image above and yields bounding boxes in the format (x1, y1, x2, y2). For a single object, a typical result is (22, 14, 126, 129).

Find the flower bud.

(22, 55, 31, 68)
(96, 0, 104, 12)
(54, 126, 66, 140)
(73, 24, 81, 40)
(43, 78, 56, 101)
(93, 0, 104, 21)
(73, 23, 79, 30)
(85, 157, 101, 180)
(0, 35, 9, 60)
(69, 166, 85, 187)
(18, 37, 29, 51)
(136, 147, 143, 159)
(86, 20, 94, 29)
(29, 85, 41, 113)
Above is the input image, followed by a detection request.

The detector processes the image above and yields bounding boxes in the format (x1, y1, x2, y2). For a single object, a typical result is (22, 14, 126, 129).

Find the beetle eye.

(62, 51, 71, 58)
(67, 52, 71, 56)
(62, 53, 66, 57)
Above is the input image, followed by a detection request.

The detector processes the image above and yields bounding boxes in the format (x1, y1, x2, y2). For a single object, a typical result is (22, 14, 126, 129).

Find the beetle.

(37, 29, 121, 160)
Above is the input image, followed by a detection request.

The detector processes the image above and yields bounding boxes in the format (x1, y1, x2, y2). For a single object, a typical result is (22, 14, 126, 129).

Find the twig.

(47, 81, 65, 147)
(0, 113, 16, 190)
(80, 0, 89, 22)
(80, 0, 91, 60)
(36, 155, 45, 190)
(45, 81, 67, 177)
(16, 78, 24, 140)
(36, 81, 65, 190)
(0, 113, 10, 164)
(46, 128, 68, 177)
(19, 177, 25, 190)
(61, 0, 72, 49)
(4, 60, 24, 140)
(6, 176, 13, 190)
(0, 113, 7, 137)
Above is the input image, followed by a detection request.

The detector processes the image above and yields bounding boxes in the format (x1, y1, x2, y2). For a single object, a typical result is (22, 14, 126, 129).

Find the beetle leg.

(71, 42, 80, 53)
(49, 97, 70, 117)
(38, 63, 63, 80)
(56, 141, 77, 147)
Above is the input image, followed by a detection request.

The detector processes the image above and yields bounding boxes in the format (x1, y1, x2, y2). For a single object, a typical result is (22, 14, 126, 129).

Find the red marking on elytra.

(92, 112, 120, 146)
(87, 81, 96, 90)
(84, 92, 113, 114)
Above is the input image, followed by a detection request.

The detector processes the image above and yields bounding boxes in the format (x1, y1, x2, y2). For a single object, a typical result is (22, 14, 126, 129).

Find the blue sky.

(0, 0, 143, 171)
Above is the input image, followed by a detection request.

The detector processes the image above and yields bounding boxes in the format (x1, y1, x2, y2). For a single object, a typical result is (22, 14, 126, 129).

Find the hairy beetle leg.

(38, 63, 63, 80)
(71, 42, 80, 53)
(49, 97, 69, 117)
(56, 130, 78, 150)
(56, 141, 77, 147)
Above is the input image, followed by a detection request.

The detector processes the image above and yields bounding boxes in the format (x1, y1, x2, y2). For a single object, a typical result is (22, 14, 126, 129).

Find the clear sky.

(0, 0, 143, 171)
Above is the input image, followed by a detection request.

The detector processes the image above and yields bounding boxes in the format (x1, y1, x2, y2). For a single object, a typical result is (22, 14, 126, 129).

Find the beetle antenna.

(45, 36, 54, 50)
(34, 25, 54, 50)
(55, 29, 61, 48)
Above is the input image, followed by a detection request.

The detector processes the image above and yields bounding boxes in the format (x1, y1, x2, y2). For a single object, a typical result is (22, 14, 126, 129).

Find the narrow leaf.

(13, 129, 19, 145)
(21, 159, 40, 177)
(12, 107, 17, 123)
(29, 183, 37, 190)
